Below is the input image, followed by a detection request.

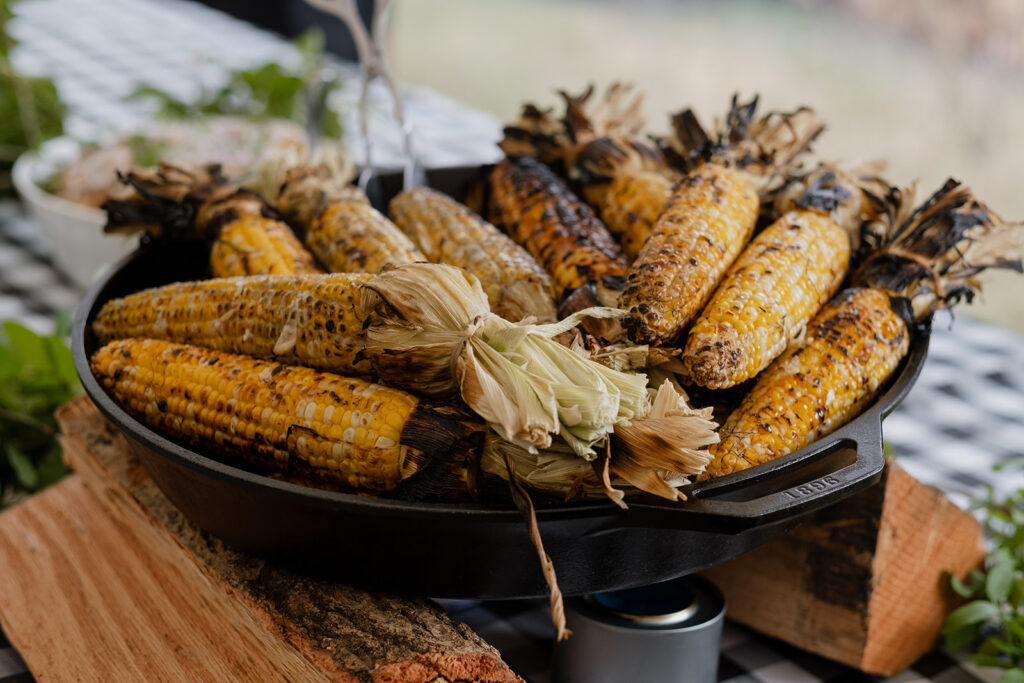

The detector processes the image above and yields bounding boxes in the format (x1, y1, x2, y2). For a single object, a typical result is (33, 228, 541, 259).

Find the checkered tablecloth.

(1, 1, 1023, 682)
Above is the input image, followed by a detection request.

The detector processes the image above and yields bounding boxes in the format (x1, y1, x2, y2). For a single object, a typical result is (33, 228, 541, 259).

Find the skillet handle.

(630, 417, 887, 532)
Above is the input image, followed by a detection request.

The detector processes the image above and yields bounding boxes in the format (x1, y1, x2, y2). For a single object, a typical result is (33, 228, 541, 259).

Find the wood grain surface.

(703, 461, 985, 676)
(0, 396, 521, 682)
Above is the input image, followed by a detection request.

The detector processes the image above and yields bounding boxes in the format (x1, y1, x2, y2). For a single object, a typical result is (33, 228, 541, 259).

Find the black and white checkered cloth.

(449, 600, 991, 683)
(0, 202, 81, 335)
(1, 0, 1022, 681)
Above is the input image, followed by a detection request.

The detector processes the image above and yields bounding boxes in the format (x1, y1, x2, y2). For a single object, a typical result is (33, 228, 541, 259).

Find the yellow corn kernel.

(390, 187, 557, 322)
(620, 163, 759, 345)
(90, 339, 428, 490)
(211, 215, 323, 277)
(600, 171, 675, 261)
(92, 273, 374, 377)
(682, 210, 851, 389)
(703, 288, 910, 478)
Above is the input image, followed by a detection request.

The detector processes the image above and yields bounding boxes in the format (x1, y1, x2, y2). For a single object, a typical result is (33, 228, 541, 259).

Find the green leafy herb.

(129, 27, 343, 139)
(125, 134, 168, 169)
(943, 470, 1024, 680)
(0, 317, 80, 508)
(0, 0, 65, 191)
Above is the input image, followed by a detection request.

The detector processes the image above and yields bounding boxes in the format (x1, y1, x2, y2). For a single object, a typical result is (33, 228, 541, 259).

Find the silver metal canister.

(555, 575, 726, 683)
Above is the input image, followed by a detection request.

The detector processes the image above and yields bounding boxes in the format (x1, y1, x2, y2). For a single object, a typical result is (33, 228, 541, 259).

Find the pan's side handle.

(628, 416, 887, 532)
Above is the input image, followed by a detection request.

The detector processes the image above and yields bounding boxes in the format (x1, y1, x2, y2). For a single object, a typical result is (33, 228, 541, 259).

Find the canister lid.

(569, 575, 725, 632)
(586, 581, 698, 625)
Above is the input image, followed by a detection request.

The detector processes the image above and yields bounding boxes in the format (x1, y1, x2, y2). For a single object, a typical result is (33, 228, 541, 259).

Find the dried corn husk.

(360, 264, 648, 458)
(481, 383, 718, 505)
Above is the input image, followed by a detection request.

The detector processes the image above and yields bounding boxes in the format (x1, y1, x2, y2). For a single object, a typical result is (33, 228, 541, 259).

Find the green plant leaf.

(944, 600, 1001, 634)
(988, 561, 1016, 603)
(295, 26, 325, 65)
(973, 653, 1012, 669)
(3, 321, 48, 369)
(44, 335, 78, 394)
(952, 573, 977, 598)
(6, 445, 37, 489)
(124, 28, 342, 138)
(1000, 669, 1024, 683)
(946, 625, 981, 652)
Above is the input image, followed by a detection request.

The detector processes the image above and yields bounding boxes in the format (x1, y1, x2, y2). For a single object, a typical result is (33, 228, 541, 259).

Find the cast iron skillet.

(72, 166, 929, 599)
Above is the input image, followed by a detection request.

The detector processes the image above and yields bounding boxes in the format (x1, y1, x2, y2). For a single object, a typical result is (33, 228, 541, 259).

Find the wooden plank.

(0, 396, 521, 682)
(0, 476, 330, 682)
(703, 461, 985, 676)
(862, 464, 987, 673)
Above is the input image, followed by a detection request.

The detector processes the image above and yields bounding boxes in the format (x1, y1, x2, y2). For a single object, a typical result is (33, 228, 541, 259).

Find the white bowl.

(12, 140, 137, 288)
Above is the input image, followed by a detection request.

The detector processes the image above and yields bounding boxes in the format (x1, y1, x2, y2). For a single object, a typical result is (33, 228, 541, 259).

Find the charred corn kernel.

(600, 171, 675, 260)
(91, 339, 449, 491)
(389, 187, 557, 322)
(703, 288, 910, 478)
(305, 201, 425, 274)
(274, 166, 425, 274)
(620, 164, 759, 345)
(102, 164, 321, 278)
(92, 273, 373, 376)
(210, 213, 323, 277)
(682, 210, 851, 389)
(488, 156, 627, 300)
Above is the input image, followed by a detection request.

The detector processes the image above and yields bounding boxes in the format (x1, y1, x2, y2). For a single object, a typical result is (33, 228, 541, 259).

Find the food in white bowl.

(12, 117, 310, 288)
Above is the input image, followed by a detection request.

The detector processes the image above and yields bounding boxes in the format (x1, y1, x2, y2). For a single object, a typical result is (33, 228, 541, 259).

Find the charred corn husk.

(92, 273, 373, 376)
(772, 161, 892, 261)
(389, 187, 557, 322)
(500, 83, 647, 181)
(103, 163, 321, 277)
(91, 339, 478, 491)
(704, 180, 1024, 478)
(482, 382, 718, 506)
(277, 165, 425, 274)
(681, 179, 872, 389)
(488, 156, 627, 309)
(620, 98, 824, 345)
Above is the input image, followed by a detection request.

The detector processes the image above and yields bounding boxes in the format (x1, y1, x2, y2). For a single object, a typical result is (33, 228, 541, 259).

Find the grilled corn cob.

(706, 288, 905, 477)
(620, 164, 760, 344)
(276, 165, 425, 274)
(501, 85, 677, 260)
(103, 163, 321, 277)
(488, 156, 627, 310)
(680, 172, 881, 389)
(704, 180, 1024, 478)
(620, 98, 823, 345)
(91, 338, 476, 491)
(599, 170, 676, 260)
(92, 273, 373, 376)
(389, 187, 556, 322)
